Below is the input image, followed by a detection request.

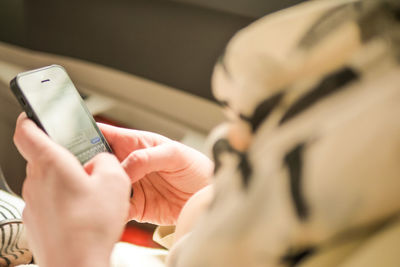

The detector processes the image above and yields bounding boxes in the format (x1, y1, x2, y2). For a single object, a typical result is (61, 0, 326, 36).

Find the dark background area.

(0, 0, 305, 100)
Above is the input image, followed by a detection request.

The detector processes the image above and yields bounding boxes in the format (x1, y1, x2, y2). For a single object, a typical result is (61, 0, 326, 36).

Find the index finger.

(97, 123, 168, 161)
(13, 113, 59, 162)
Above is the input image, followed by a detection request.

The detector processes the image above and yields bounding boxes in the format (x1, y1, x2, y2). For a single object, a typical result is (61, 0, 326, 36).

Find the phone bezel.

(9, 65, 113, 162)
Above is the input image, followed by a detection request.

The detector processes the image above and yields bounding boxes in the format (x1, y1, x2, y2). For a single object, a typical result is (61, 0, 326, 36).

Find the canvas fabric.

(0, 190, 32, 267)
(168, 0, 400, 266)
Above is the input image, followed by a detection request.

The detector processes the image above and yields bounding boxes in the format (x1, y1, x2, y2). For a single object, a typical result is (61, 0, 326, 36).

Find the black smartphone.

(10, 65, 112, 164)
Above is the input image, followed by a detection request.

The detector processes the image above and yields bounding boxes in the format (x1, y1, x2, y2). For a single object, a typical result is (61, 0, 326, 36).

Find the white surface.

(111, 242, 167, 267)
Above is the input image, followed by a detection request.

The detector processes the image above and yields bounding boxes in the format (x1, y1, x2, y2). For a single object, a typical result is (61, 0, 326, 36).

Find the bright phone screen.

(17, 66, 108, 164)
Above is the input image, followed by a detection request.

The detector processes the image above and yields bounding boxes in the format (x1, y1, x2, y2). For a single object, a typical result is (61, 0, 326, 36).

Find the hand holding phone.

(13, 112, 131, 267)
(10, 65, 112, 164)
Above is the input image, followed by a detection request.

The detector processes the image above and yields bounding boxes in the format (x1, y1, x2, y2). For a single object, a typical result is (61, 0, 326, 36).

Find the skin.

(98, 123, 213, 225)
(13, 113, 213, 267)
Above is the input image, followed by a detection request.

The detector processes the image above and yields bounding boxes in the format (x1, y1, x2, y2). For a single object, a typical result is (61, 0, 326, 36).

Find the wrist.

(68, 253, 110, 267)
(41, 238, 113, 267)
(74, 246, 111, 267)
(44, 250, 111, 267)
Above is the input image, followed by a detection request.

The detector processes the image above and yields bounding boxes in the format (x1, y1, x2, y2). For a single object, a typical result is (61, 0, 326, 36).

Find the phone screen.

(16, 65, 110, 164)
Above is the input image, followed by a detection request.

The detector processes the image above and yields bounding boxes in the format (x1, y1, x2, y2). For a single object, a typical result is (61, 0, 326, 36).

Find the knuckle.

(37, 146, 66, 166)
(14, 120, 28, 141)
(13, 127, 26, 149)
(25, 163, 31, 177)
(12, 132, 19, 146)
(167, 142, 186, 160)
(168, 142, 181, 155)
(139, 150, 150, 164)
(21, 179, 33, 202)
(38, 150, 56, 165)
(22, 207, 30, 224)
(127, 151, 146, 166)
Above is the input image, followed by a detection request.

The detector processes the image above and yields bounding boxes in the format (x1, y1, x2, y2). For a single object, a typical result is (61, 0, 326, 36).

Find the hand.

(14, 113, 131, 267)
(98, 123, 213, 225)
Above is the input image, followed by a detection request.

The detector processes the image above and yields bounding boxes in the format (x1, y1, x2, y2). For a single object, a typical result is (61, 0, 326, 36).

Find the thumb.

(122, 143, 185, 183)
(14, 112, 62, 163)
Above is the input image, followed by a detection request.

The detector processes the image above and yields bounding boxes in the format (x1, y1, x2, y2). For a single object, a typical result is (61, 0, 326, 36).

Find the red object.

(120, 225, 162, 248)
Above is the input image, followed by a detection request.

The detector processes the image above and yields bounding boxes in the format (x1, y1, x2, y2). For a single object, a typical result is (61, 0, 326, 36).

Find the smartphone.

(10, 65, 112, 164)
